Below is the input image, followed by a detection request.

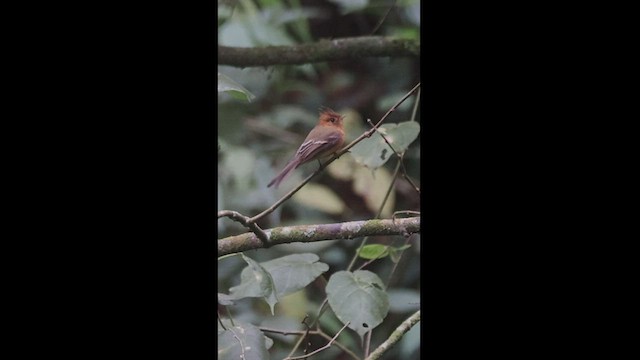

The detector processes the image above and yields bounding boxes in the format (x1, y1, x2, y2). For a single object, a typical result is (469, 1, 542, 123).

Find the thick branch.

(219, 36, 419, 67)
(365, 310, 421, 360)
(218, 217, 420, 256)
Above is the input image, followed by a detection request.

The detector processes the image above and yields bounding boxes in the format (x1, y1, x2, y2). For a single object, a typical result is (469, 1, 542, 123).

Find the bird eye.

(329, 117, 336, 123)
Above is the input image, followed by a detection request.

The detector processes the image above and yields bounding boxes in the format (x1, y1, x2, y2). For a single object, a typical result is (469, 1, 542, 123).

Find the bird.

(268, 107, 345, 188)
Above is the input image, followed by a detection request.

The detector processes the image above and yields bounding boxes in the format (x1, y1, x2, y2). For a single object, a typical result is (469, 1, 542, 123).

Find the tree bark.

(219, 36, 420, 67)
(218, 217, 420, 256)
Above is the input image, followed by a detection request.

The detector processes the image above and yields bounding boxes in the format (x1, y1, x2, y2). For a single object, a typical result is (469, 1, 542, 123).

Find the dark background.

(8, 1, 619, 358)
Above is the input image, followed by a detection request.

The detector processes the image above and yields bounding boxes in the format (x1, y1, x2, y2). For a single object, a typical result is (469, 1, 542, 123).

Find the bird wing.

(294, 132, 342, 164)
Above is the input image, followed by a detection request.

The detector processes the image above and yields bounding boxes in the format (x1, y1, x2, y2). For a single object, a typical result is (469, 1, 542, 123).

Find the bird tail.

(267, 160, 299, 188)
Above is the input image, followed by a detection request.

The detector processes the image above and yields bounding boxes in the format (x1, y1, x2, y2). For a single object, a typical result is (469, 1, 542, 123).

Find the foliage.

(326, 270, 389, 339)
(217, 0, 421, 358)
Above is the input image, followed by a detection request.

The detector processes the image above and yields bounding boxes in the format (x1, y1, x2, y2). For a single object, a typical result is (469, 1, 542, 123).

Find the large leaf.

(350, 122, 420, 169)
(228, 254, 278, 315)
(218, 322, 270, 360)
(258, 253, 329, 298)
(218, 73, 255, 102)
(326, 270, 389, 339)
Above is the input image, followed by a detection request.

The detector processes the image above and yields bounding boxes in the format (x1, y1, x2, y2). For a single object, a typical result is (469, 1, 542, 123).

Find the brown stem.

(284, 322, 351, 360)
(217, 210, 269, 245)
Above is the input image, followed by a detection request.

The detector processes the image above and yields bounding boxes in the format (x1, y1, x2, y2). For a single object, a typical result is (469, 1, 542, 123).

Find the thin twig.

(365, 311, 421, 360)
(301, 315, 312, 355)
(228, 327, 246, 359)
(392, 211, 420, 222)
(285, 299, 330, 359)
(370, 82, 421, 130)
(217, 311, 227, 331)
(286, 331, 307, 359)
(398, 159, 420, 194)
(410, 87, 420, 123)
(315, 331, 361, 360)
(224, 305, 235, 327)
(356, 245, 393, 271)
(366, 118, 402, 158)
(257, 327, 360, 360)
(404, 86, 422, 194)
(364, 330, 372, 358)
(314, 299, 329, 329)
(356, 255, 382, 271)
(370, 0, 399, 35)
(259, 327, 313, 336)
(384, 234, 414, 290)
(218, 210, 269, 245)
(284, 322, 351, 360)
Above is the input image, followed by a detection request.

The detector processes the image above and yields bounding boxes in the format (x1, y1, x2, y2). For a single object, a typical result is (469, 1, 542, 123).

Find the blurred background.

(218, 0, 421, 358)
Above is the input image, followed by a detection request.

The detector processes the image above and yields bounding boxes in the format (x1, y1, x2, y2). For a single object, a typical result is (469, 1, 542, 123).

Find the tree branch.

(284, 322, 351, 360)
(217, 217, 420, 257)
(365, 310, 421, 360)
(217, 210, 269, 245)
(219, 36, 419, 67)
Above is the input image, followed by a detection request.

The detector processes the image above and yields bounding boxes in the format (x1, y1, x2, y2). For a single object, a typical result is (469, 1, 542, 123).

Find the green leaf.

(358, 244, 390, 260)
(326, 270, 389, 339)
(218, 322, 271, 360)
(228, 254, 278, 315)
(258, 253, 329, 298)
(218, 73, 256, 102)
(350, 122, 421, 169)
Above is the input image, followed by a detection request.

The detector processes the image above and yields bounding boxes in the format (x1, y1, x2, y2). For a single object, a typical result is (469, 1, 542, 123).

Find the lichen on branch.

(218, 217, 420, 256)
(218, 36, 420, 67)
